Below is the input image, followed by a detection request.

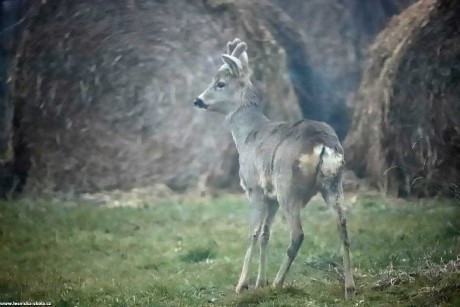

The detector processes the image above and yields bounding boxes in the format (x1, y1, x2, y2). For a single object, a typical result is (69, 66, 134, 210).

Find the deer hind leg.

(321, 176, 356, 300)
(256, 198, 279, 288)
(236, 190, 267, 293)
(273, 204, 304, 288)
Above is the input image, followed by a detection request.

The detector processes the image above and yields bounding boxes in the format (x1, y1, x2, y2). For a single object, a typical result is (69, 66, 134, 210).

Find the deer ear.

(221, 54, 243, 77)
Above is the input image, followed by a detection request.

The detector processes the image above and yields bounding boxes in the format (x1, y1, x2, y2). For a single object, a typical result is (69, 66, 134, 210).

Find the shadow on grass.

(179, 247, 217, 263)
(229, 286, 308, 306)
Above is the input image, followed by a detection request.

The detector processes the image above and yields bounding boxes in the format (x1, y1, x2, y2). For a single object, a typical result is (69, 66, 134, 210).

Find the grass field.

(0, 193, 459, 306)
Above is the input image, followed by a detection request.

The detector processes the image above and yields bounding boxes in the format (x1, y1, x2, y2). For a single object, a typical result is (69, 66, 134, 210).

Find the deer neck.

(228, 103, 269, 151)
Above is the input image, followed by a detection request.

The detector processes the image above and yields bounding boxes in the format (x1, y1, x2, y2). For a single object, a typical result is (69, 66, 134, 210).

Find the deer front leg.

(236, 191, 266, 293)
(273, 206, 304, 287)
(235, 232, 257, 293)
(255, 199, 279, 288)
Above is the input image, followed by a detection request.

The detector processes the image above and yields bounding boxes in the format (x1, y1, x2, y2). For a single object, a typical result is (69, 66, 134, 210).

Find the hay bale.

(269, 0, 416, 139)
(344, 0, 460, 197)
(10, 0, 301, 194)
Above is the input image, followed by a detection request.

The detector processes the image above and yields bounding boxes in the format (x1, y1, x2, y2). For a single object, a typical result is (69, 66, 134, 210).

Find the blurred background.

(0, 0, 459, 200)
(1, 2, 460, 305)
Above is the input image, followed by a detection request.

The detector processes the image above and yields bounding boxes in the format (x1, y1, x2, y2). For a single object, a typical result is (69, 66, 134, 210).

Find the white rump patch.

(318, 145, 344, 177)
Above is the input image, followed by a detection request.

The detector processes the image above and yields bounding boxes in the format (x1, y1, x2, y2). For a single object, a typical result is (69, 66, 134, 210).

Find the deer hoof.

(345, 286, 356, 300)
(235, 283, 249, 294)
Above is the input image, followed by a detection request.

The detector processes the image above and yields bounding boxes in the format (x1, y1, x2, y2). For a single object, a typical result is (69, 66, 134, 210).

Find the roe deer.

(193, 38, 356, 299)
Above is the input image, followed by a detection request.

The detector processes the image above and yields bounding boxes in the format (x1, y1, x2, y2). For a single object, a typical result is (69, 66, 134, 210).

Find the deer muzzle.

(193, 98, 208, 109)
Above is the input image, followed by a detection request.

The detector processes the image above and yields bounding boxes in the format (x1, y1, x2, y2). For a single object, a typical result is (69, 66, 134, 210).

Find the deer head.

(194, 38, 251, 115)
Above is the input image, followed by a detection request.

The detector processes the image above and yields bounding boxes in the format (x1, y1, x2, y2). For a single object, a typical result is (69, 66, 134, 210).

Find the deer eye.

(216, 81, 226, 89)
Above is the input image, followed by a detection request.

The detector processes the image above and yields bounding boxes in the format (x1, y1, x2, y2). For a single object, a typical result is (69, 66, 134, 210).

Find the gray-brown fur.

(193, 38, 355, 299)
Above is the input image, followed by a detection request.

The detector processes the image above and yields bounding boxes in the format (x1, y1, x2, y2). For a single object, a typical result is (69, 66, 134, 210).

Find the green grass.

(0, 193, 459, 306)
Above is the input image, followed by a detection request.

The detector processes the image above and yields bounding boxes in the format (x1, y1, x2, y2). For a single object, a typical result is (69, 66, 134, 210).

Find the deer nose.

(193, 98, 207, 109)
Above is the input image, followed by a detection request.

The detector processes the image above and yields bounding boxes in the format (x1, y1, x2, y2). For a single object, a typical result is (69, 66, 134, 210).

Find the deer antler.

(231, 41, 247, 58)
(226, 38, 242, 55)
(225, 38, 248, 71)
